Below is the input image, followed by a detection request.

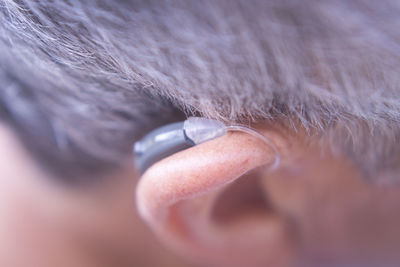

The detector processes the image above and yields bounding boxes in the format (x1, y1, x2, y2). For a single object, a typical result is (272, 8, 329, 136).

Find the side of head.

(1, 1, 400, 266)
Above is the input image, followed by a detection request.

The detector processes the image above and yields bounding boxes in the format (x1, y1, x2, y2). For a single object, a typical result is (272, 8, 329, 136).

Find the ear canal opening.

(210, 168, 275, 225)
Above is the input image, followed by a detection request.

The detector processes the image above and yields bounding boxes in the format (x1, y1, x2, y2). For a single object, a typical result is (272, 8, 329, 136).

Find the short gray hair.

(1, 0, 399, 182)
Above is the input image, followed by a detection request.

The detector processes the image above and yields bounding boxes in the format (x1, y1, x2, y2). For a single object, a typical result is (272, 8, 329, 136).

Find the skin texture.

(2, 121, 400, 267)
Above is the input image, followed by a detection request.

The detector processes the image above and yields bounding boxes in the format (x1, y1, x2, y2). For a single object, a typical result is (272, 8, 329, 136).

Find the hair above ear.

(136, 129, 292, 266)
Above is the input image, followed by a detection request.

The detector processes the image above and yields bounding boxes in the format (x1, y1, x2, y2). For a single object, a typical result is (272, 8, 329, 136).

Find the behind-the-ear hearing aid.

(134, 117, 280, 174)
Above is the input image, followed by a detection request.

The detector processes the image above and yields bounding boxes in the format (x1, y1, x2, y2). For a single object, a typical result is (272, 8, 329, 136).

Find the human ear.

(136, 129, 293, 267)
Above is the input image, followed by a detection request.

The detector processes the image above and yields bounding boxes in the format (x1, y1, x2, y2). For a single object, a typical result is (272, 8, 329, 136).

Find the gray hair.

(0, 0, 399, 182)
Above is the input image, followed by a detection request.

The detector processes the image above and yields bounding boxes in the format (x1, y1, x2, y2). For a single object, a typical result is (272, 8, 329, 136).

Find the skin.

(0, 125, 187, 267)
(1, 121, 400, 266)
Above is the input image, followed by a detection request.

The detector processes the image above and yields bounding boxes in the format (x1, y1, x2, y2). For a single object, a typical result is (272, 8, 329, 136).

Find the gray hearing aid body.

(134, 118, 226, 174)
(134, 117, 279, 175)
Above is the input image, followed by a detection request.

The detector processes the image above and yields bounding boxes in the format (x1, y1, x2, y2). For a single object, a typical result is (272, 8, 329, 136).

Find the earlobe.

(136, 130, 292, 266)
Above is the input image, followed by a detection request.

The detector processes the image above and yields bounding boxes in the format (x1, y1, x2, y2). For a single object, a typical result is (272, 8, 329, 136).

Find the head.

(1, 0, 400, 266)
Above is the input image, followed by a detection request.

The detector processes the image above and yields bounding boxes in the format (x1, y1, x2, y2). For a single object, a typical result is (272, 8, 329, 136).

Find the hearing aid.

(134, 117, 280, 174)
